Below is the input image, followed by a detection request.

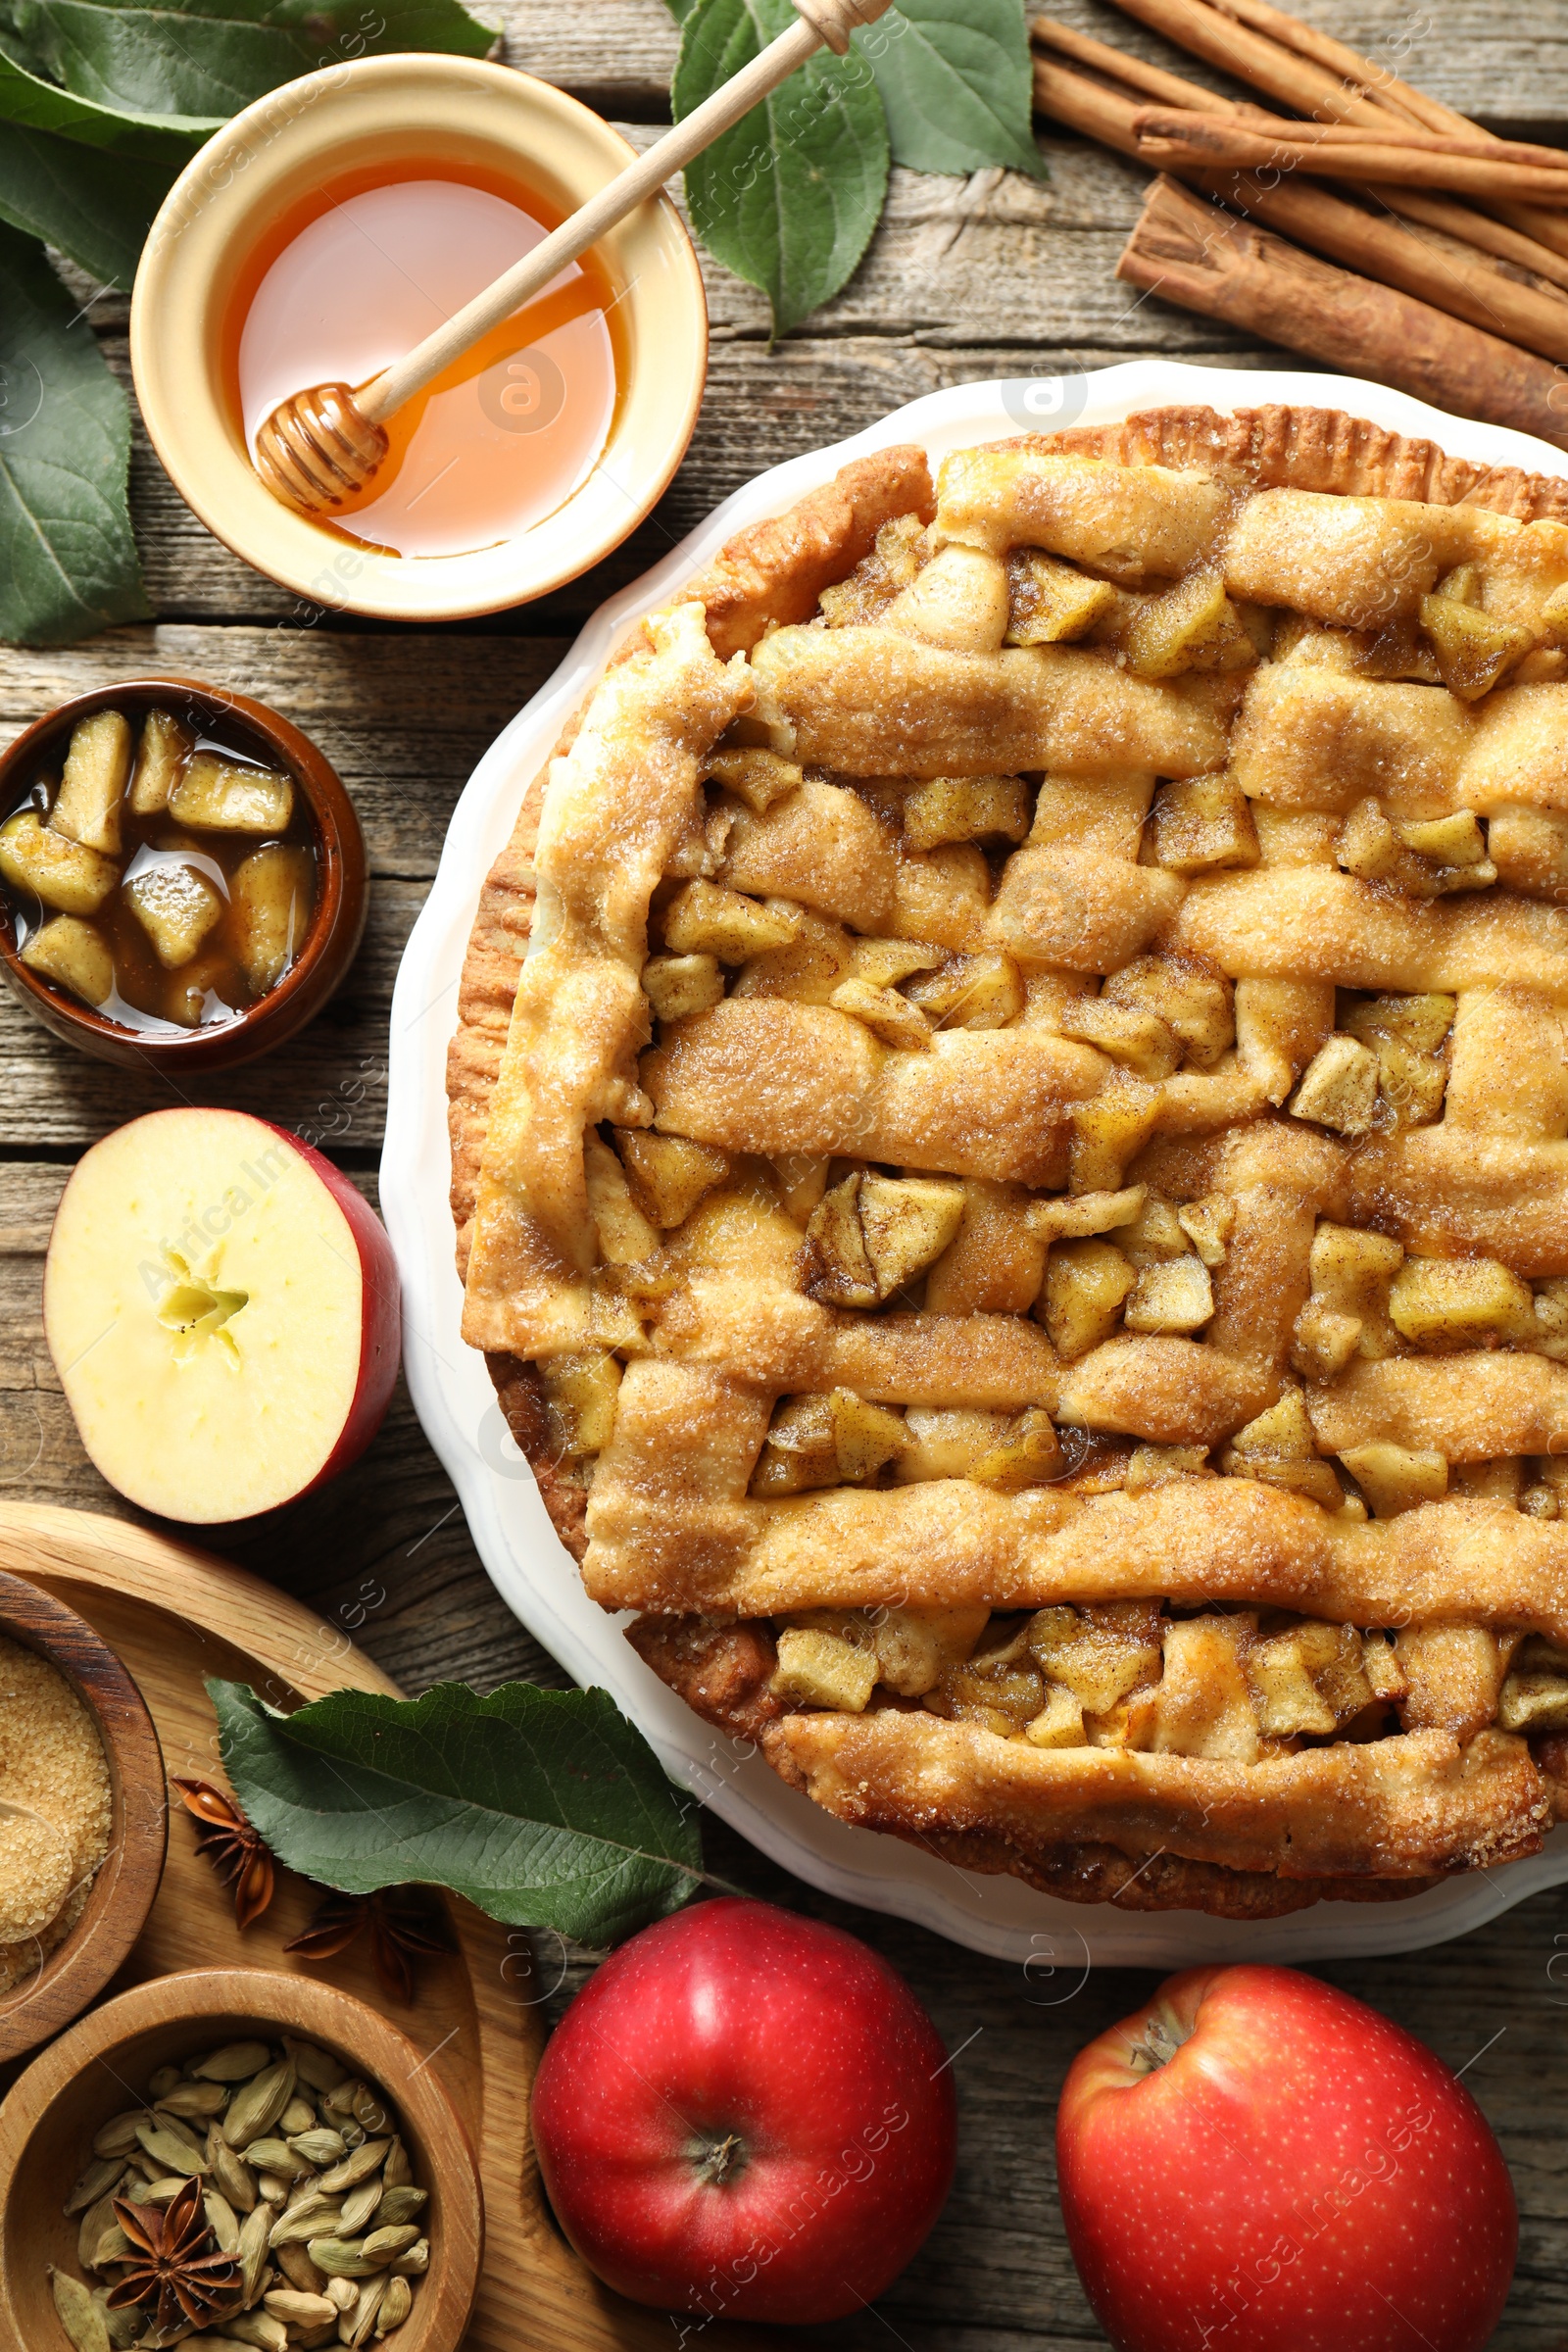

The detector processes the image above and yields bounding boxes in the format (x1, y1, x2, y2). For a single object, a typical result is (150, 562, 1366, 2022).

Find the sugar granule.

(0, 1634, 113, 1993)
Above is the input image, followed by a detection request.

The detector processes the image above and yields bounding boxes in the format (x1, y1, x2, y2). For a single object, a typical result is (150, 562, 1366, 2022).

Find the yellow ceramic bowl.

(129, 54, 708, 621)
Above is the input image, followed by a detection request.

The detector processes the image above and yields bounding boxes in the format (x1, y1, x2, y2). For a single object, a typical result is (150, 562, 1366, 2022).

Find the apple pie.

(450, 402, 1568, 1917)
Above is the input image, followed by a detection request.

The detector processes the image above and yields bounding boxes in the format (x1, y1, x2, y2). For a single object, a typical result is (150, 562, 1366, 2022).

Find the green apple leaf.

(0, 220, 149, 644)
(211, 1677, 707, 1947)
(0, 35, 214, 153)
(0, 119, 178, 282)
(856, 0, 1044, 177)
(673, 0, 888, 336)
(0, 0, 491, 125)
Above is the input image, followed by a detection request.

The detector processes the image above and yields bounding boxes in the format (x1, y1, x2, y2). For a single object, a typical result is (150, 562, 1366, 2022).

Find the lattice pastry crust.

(450, 405, 1568, 1917)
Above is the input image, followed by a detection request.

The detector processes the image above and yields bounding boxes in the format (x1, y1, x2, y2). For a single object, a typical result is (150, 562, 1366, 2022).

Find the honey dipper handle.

(358, 0, 899, 426)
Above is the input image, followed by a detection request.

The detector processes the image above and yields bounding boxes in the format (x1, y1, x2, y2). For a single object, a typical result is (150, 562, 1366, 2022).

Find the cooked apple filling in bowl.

(449, 402, 1568, 1917)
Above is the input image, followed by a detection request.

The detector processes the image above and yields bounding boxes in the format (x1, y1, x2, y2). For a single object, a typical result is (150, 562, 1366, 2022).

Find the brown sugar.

(0, 1634, 112, 1992)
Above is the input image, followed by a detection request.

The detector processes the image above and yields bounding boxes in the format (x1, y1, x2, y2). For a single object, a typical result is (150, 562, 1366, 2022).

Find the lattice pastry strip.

(451, 408, 1568, 1915)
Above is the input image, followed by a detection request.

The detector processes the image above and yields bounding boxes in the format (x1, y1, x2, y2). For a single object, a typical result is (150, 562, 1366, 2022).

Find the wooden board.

(7, 5, 1568, 2343)
(0, 1502, 759, 2352)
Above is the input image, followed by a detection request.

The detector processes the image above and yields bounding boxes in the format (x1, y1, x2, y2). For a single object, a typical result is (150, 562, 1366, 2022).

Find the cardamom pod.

(350, 2085, 389, 2133)
(64, 2155, 125, 2219)
(324, 2278, 359, 2313)
(239, 2198, 274, 2305)
(91, 2288, 141, 2351)
(375, 2275, 413, 2333)
(316, 2139, 390, 2194)
(257, 2172, 291, 2203)
(134, 2118, 209, 2177)
(282, 2178, 339, 2219)
(90, 2112, 142, 2160)
(320, 2080, 364, 2118)
(340, 2275, 386, 2346)
(360, 2226, 418, 2268)
(147, 2065, 182, 2100)
(371, 2187, 425, 2230)
(205, 2188, 242, 2253)
(224, 2058, 298, 2150)
(220, 2315, 289, 2352)
(307, 2237, 378, 2280)
(270, 2200, 344, 2247)
(285, 2037, 348, 2094)
(208, 2126, 260, 2213)
(264, 2287, 338, 2328)
(49, 2266, 110, 2352)
(89, 2224, 131, 2271)
(280, 2096, 318, 2135)
(289, 2129, 349, 2167)
(274, 2240, 327, 2293)
(245, 2137, 314, 2179)
(156, 2079, 229, 2120)
(337, 2180, 382, 2236)
(141, 2174, 194, 2203)
(388, 2237, 428, 2278)
(78, 2186, 124, 2270)
(194, 2040, 274, 2082)
(379, 2139, 411, 2192)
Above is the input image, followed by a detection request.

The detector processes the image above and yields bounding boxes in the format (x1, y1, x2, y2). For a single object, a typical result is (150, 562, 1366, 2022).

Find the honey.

(228, 166, 623, 560)
(0, 703, 318, 1036)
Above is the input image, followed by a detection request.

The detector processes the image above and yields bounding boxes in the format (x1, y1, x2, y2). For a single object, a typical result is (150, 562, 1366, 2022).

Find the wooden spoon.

(253, 0, 898, 516)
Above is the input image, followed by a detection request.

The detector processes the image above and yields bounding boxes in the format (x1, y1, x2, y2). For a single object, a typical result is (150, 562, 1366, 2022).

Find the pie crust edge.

(444, 402, 1568, 1918)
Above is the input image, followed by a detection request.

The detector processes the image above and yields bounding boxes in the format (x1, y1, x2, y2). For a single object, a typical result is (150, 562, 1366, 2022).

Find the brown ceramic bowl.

(0, 676, 366, 1072)
(0, 1969, 483, 2352)
(0, 1568, 166, 2065)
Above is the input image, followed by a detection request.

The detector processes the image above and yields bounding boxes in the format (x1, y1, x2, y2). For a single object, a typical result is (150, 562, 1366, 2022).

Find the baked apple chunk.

(452, 409, 1568, 1917)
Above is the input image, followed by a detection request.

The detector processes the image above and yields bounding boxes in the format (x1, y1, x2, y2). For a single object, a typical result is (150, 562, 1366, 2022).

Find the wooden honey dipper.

(253, 0, 899, 515)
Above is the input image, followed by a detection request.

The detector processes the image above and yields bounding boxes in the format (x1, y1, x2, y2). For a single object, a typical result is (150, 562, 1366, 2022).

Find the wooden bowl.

(129, 54, 707, 622)
(0, 675, 368, 1072)
(0, 1967, 484, 2352)
(0, 1569, 166, 2064)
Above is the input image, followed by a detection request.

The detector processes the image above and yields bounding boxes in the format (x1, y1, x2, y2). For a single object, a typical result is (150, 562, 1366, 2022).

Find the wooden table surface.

(7, 4, 1568, 2343)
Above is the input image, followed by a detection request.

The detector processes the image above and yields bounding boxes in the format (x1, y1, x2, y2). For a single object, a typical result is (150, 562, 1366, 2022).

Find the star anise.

(285, 1887, 454, 2003)
(105, 2176, 241, 2337)
(171, 1777, 275, 1931)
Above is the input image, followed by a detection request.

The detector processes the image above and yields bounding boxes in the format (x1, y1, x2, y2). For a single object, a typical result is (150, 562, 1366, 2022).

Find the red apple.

(45, 1106, 400, 1521)
(531, 1895, 956, 2326)
(1057, 1963, 1516, 2352)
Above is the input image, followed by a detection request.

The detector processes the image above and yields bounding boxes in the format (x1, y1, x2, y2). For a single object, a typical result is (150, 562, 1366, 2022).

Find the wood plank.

(0, 628, 556, 874)
(0, 1502, 759, 2352)
(491, 0, 1568, 133)
(73, 135, 1298, 631)
(11, 5, 1568, 2343)
(0, 1162, 569, 1698)
(12, 1178, 1568, 2349)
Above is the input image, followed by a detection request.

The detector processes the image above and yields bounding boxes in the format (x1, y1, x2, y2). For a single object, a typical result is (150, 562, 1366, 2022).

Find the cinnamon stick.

(1131, 111, 1568, 205)
(1031, 15, 1246, 114)
(1199, 172, 1568, 365)
(1378, 188, 1568, 298)
(1489, 205, 1568, 269)
(1103, 0, 1393, 127)
(1032, 50, 1568, 364)
(1200, 0, 1446, 128)
(1221, 111, 1568, 178)
(1033, 54, 1154, 162)
(1117, 174, 1568, 454)
(1102, 0, 1568, 264)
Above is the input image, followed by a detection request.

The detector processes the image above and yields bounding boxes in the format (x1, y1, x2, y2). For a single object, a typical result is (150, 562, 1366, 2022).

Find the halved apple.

(45, 1108, 400, 1522)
